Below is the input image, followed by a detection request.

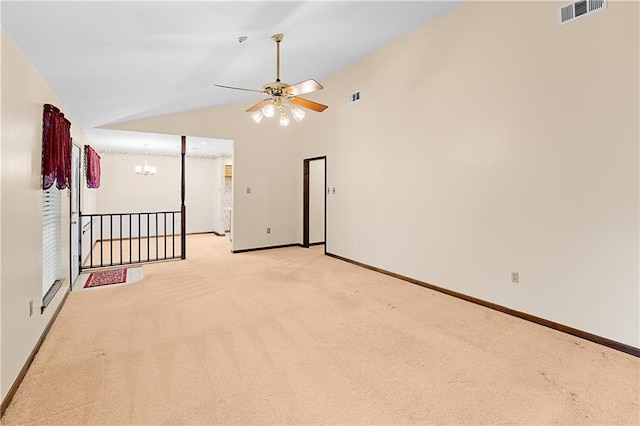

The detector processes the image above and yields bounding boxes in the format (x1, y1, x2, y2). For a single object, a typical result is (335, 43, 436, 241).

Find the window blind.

(42, 187, 61, 296)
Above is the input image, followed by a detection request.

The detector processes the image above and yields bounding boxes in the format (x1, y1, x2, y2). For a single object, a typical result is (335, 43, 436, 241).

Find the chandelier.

(135, 145, 157, 175)
(250, 96, 305, 127)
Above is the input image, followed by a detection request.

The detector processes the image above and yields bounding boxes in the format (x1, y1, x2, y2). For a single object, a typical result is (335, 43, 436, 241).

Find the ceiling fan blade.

(284, 79, 324, 97)
(246, 99, 273, 112)
(215, 84, 266, 94)
(290, 97, 328, 113)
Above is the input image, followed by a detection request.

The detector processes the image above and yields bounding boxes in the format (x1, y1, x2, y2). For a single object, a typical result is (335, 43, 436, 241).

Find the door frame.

(70, 143, 81, 288)
(302, 156, 327, 252)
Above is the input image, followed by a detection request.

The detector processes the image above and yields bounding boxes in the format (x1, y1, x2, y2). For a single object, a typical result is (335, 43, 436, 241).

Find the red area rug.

(84, 268, 128, 288)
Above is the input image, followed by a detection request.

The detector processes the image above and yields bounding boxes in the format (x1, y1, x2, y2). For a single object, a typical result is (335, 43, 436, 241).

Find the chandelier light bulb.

(135, 148, 157, 175)
(135, 163, 157, 175)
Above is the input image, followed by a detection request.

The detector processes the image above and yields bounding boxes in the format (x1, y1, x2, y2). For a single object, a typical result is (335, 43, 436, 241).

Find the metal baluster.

(90, 215, 94, 268)
(129, 214, 132, 265)
(172, 212, 176, 258)
(109, 214, 113, 267)
(100, 215, 103, 267)
(147, 213, 150, 262)
(119, 214, 123, 265)
(155, 212, 159, 261)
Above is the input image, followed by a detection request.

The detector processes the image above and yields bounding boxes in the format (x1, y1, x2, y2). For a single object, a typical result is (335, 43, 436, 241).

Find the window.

(42, 186, 61, 297)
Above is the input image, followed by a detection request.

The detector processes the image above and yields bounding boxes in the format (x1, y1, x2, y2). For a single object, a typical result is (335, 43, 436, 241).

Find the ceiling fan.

(215, 33, 328, 126)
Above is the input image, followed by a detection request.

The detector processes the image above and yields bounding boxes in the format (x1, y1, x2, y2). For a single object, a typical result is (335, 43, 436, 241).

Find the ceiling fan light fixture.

(217, 33, 328, 126)
(291, 106, 305, 122)
(279, 112, 290, 127)
(262, 103, 275, 118)
(251, 110, 264, 124)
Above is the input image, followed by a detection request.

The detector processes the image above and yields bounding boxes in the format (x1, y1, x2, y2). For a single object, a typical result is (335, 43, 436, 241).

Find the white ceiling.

(1, 1, 461, 155)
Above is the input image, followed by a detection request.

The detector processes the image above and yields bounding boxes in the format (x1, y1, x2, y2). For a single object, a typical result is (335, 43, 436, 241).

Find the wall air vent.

(559, 0, 606, 25)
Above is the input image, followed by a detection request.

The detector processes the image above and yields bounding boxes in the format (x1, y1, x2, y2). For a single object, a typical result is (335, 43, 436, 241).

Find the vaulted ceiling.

(2, 1, 461, 153)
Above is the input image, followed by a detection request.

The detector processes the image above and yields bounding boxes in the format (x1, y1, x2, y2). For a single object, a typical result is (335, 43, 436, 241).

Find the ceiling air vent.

(559, 0, 607, 25)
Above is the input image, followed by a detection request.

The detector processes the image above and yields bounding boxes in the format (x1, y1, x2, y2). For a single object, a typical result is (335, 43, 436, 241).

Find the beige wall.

(1, 29, 93, 401)
(305, 0, 640, 346)
(106, 1, 639, 347)
(107, 112, 306, 250)
(96, 152, 223, 234)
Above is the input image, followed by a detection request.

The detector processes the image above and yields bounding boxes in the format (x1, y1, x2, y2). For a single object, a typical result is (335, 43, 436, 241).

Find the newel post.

(181, 135, 186, 259)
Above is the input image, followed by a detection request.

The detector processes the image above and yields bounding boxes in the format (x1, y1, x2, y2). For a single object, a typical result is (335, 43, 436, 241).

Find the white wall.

(105, 1, 639, 347)
(1, 29, 93, 401)
(309, 159, 325, 244)
(95, 152, 221, 234)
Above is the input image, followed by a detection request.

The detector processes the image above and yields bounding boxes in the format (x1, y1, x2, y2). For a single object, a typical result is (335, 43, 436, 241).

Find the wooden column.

(181, 135, 186, 259)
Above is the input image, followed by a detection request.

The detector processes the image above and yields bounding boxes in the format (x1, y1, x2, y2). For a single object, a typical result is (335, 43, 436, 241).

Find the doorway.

(303, 156, 326, 250)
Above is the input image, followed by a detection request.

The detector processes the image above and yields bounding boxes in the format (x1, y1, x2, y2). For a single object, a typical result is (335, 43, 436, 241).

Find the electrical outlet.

(332, 187, 336, 194)
(511, 272, 520, 283)
(29, 300, 33, 317)
(246, 187, 251, 194)
(267, 227, 271, 234)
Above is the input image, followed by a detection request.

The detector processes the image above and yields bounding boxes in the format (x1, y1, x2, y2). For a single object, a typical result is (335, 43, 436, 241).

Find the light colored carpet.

(3, 234, 639, 425)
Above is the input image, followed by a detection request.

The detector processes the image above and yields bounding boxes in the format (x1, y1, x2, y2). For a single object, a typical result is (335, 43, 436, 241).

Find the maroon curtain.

(42, 104, 72, 190)
(84, 145, 101, 188)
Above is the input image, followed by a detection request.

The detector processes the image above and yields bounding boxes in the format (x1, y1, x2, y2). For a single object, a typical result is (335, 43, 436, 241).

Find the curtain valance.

(84, 145, 101, 188)
(42, 104, 72, 190)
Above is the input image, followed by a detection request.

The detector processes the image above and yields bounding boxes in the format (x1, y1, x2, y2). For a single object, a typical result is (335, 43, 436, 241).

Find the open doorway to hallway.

(303, 156, 326, 250)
